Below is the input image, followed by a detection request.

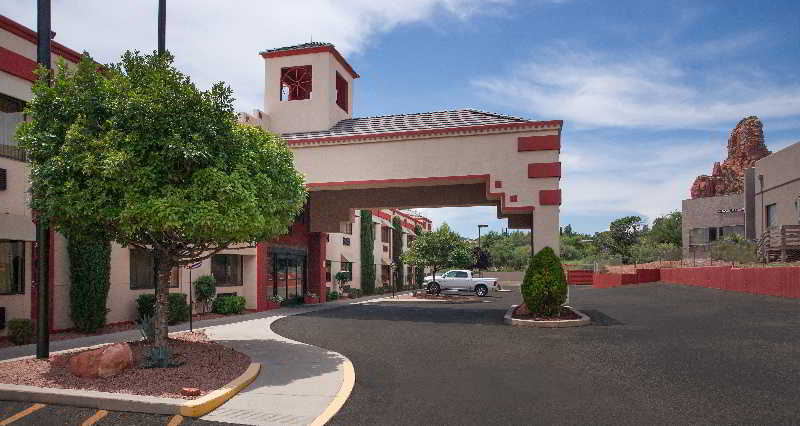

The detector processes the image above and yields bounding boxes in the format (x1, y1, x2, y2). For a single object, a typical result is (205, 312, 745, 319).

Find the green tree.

(360, 210, 376, 294)
(392, 216, 404, 289)
(649, 211, 682, 246)
(18, 52, 306, 351)
(193, 275, 216, 315)
(607, 216, 646, 263)
(402, 223, 473, 282)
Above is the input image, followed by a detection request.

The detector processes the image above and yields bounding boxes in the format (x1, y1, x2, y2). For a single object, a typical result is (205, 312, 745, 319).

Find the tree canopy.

(402, 223, 473, 275)
(18, 51, 307, 349)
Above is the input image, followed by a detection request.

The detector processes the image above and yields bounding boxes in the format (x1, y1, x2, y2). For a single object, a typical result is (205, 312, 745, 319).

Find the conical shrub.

(520, 247, 567, 316)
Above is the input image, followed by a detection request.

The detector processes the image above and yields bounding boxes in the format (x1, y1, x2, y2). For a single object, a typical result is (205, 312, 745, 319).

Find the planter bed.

(504, 305, 590, 328)
(0, 331, 250, 400)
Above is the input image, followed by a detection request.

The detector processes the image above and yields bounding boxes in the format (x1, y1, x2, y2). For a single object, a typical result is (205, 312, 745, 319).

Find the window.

(280, 66, 312, 101)
(382, 265, 390, 284)
(1, 93, 25, 147)
(335, 72, 348, 112)
(211, 254, 243, 286)
(342, 262, 353, 273)
(708, 227, 718, 243)
(381, 226, 391, 243)
(343, 236, 351, 246)
(765, 204, 777, 228)
(454, 271, 469, 278)
(130, 248, 179, 289)
(325, 260, 331, 282)
(0, 241, 25, 294)
(341, 222, 353, 235)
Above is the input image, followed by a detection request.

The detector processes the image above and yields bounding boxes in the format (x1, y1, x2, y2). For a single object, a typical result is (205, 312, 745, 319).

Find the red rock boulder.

(68, 343, 133, 378)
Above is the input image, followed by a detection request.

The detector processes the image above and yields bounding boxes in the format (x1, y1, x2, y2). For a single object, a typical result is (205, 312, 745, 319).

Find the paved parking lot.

(273, 283, 800, 425)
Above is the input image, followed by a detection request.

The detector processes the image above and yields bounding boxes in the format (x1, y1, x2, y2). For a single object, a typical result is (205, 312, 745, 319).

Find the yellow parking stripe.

(81, 409, 108, 426)
(0, 403, 46, 425)
(167, 414, 184, 426)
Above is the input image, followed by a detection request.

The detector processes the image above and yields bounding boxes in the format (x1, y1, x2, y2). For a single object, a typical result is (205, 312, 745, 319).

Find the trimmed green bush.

(8, 319, 33, 345)
(135, 293, 190, 325)
(520, 247, 567, 317)
(67, 236, 111, 333)
(392, 216, 404, 288)
(212, 295, 246, 315)
(193, 275, 216, 314)
(327, 290, 340, 300)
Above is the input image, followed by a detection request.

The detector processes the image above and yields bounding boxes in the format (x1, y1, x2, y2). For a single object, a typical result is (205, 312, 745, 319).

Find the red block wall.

(660, 266, 800, 299)
(567, 270, 593, 285)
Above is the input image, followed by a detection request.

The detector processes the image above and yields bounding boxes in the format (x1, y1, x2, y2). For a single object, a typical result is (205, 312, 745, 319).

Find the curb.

(0, 361, 260, 417)
(504, 305, 591, 328)
(309, 357, 355, 426)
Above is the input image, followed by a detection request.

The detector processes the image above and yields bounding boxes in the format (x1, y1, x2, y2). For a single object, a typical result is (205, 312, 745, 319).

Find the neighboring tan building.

(682, 194, 745, 257)
(744, 141, 800, 261)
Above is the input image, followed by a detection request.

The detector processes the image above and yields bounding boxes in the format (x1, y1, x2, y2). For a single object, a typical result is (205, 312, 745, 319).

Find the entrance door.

(271, 248, 308, 301)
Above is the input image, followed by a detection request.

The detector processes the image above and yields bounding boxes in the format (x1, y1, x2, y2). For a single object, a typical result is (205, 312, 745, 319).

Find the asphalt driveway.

(272, 283, 800, 425)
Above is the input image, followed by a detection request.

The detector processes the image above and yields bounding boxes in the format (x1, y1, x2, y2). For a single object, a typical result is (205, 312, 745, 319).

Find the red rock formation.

(690, 116, 770, 198)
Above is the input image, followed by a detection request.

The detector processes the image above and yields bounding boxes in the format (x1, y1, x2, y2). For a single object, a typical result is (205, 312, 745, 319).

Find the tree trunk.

(152, 256, 172, 349)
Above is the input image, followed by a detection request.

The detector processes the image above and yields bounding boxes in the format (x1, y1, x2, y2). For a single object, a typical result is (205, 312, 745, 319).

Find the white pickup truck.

(423, 270, 497, 297)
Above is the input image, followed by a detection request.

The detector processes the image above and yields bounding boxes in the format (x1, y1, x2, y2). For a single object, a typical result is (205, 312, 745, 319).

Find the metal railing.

(0, 144, 28, 162)
(758, 225, 800, 262)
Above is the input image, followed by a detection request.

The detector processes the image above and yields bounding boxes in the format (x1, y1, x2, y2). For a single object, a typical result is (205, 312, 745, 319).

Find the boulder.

(68, 343, 133, 379)
(97, 343, 134, 378)
(67, 348, 104, 378)
(180, 387, 203, 397)
(690, 116, 771, 198)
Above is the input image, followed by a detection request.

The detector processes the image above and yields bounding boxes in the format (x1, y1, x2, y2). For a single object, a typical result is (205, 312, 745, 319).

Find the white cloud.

(560, 137, 721, 222)
(3, 0, 510, 112)
(472, 48, 800, 129)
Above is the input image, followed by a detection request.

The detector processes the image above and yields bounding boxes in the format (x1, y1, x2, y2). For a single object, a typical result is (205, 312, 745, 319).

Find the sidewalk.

(0, 292, 409, 424)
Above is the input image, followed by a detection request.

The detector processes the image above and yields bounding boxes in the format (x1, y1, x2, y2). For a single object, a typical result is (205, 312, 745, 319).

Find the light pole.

(158, 0, 166, 54)
(35, 0, 52, 360)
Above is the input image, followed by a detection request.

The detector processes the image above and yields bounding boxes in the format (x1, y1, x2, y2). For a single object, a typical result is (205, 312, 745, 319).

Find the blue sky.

(4, 0, 800, 238)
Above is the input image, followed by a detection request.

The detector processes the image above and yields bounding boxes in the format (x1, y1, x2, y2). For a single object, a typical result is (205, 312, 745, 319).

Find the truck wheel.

(475, 284, 488, 297)
(427, 282, 441, 295)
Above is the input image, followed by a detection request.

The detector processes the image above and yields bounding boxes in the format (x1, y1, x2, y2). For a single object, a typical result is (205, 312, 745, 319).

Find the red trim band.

(518, 135, 560, 152)
(286, 120, 563, 146)
(528, 162, 561, 179)
(539, 190, 562, 206)
(261, 45, 360, 79)
(0, 46, 37, 82)
(510, 195, 518, 202)
(0, 15, 83, 63)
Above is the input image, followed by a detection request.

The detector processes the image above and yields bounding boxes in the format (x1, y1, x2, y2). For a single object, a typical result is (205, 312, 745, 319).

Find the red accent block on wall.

(539, 189, 561, 206)
(518, 135, 560, 152)
(509, 195, 518, 202)
(0, 46, 37, 82)
(635, 269, 661, 283)
(495, 180, 503, 188)
(528, 162, 561, 179)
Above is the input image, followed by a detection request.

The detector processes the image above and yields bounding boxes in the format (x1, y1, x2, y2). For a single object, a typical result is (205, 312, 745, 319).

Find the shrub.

(8, 319, 33, 346)
(711, 234, 759, 265)
(520, 247, 567, 317)
(347, 288, 363, 299)
(67, 236, 111, 333)
(135, 293, 190, 325)
(212, 295, 246, 315)
(360, 210, 376, 295)
(193, 275, 216, 314)
(327, 290, 340, 300)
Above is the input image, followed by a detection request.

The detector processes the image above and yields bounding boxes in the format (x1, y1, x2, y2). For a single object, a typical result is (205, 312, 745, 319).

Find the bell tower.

(260, 42, 359, 135)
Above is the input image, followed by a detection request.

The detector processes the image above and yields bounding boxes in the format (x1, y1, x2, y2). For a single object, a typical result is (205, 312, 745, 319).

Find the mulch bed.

(0, 331, 250, 400)
(411, 292, 485, 303)
(512, 305, 580, 321)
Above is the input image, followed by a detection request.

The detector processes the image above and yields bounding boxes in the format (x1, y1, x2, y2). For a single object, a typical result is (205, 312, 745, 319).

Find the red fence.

(567, 270, 593, 285)
(660, 266, 800, 298)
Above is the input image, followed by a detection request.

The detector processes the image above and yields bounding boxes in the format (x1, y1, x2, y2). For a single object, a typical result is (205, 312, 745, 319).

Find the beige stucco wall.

(681, 193, 745, 257)
(291, 127, 561, 253)
(753, 141, 800, 236)
(0, 157, 35, 241)
(264, 50, 353, 135)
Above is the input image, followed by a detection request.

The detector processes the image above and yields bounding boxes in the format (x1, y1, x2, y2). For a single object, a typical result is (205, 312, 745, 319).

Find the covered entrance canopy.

(284, 109, 563, 254)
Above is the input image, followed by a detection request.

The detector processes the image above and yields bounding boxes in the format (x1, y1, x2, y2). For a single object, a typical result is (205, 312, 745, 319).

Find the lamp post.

(158, 0, 166, 54)
(35, 0, 52, 360)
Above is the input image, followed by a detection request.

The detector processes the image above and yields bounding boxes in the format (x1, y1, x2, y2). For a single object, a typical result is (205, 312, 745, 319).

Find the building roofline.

(285, 120, 563, 146)
(259, 44, 359, 79)
(0, 14, 83, 63)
